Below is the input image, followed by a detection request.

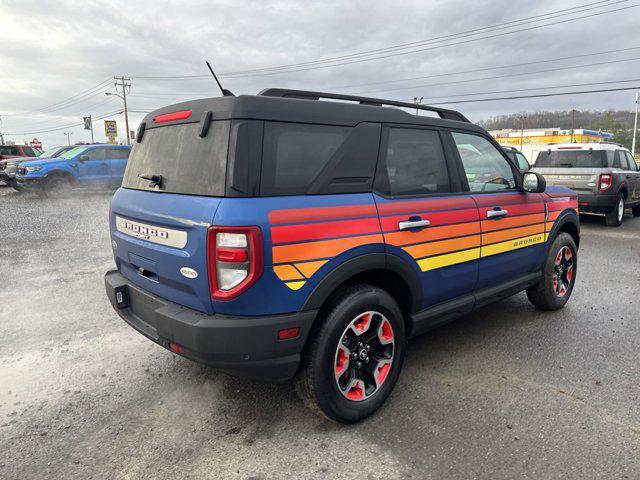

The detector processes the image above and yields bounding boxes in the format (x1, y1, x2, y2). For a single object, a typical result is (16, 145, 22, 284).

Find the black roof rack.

(259, 88, 470, 123)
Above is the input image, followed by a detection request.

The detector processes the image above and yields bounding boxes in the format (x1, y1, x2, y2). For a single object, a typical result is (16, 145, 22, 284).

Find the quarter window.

(452, 132, 516, 192)
(260, 122, 350, 195)
(378, 128, 451, 196)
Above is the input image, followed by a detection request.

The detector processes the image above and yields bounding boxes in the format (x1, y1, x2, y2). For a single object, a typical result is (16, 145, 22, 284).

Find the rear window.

(260, 122, 350, 196)
(122, 121, 230, 196)
(535, 149, 605, 168)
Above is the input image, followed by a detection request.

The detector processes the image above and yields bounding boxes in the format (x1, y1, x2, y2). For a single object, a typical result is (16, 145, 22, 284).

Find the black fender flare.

(301, 253, 423, 313)
(546, 208, 580, 256)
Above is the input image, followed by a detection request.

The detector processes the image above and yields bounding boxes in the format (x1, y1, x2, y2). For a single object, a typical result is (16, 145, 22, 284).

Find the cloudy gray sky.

(1, 0, 639, 148)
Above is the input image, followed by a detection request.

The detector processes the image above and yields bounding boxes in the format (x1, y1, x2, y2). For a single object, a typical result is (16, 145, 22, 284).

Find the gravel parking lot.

(1, 185, 639, 480)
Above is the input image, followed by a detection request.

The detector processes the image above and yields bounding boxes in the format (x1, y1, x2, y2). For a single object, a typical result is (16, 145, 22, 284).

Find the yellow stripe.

(285, 280, 306, 290)
(294, 259, 328, 278)
(481, 233, 546, 258)
(417, 247, 481, 272)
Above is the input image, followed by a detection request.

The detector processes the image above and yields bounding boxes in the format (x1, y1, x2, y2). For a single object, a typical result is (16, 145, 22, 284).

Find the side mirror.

(522, 171, 546, 193)
(78, 155, 89, 162)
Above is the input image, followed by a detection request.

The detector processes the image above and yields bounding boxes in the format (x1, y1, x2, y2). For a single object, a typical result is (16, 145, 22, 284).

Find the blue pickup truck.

(16, 144, 131, 196)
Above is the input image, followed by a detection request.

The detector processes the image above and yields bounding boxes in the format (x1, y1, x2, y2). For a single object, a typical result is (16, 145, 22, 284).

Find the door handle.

(626, 175, 631, 179)
(486, 208, 508, 219)
(398, 219, 430, 230)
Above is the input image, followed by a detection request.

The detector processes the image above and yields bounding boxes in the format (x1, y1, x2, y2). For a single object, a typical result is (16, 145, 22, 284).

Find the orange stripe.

(273, 264, 304, 281)
(545, 221, 555, 231)
(272, 233, 383, 264)
(404, 235, 481, 259)
(481, 213, 546, 232)
(548, 210, 561, 221)
(384, 221, 480, 247)
(483, 224, 545, 245)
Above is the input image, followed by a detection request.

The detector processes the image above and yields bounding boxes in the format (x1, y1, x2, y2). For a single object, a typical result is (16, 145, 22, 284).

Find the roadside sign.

(83, 116, 92, 130)
(104, 120, 117, 137)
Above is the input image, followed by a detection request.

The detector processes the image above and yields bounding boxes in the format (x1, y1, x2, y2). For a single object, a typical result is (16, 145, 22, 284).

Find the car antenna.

(205, 61, 234, 97)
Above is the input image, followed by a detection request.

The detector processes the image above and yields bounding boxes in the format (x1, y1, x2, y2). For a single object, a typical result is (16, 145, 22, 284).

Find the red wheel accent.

(346, 380, 364, 400)
(567, 265, 574, 282)
(379, 319, 393, 343)
(335, 346, 349, 375)
(376, 362, 391, 385)
(352, 312, 371, 334)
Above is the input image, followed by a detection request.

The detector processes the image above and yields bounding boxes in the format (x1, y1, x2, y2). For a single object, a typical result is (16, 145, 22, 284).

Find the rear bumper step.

(104, 270, 316, 382)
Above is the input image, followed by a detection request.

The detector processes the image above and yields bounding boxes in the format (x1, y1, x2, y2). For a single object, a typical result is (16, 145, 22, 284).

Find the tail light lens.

(207, 226, 263, 300)
(598, 173, 613, 191)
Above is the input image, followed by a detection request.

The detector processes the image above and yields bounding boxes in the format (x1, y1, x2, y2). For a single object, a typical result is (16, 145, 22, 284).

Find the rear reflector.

(168, 342, 184, 355)
(278, 327, 300, 340)
(153, 109, 192, 123)
(217, 247, 248, 263)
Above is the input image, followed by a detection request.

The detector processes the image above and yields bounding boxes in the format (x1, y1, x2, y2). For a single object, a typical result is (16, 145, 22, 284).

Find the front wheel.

(40, 175, 73, 198)
(605, 194, 625, 226)
(527, 232, 577, 310)
(297, 285, 406, 424)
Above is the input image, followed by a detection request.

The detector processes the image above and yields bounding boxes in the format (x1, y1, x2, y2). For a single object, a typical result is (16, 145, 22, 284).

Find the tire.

(605, 193, 625, 227)
(526, 232, 577, 311)
(297, 285, 406, 424)
(41, 175, 73, 198)
(6, 180, 24, 192)
(632, 204, 640, 217)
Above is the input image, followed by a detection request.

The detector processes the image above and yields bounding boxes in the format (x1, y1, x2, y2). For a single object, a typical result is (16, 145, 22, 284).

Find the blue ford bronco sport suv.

(16, 144, 131, 196)
(105, 89, 579, 423)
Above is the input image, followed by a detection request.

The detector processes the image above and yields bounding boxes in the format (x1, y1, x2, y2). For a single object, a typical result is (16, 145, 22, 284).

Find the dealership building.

(489, 128, 614, 164)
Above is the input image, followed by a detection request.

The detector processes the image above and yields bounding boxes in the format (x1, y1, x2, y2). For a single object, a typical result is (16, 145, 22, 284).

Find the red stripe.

(548, 199, 578, 212)
(269, 204, 377, 225)
(379, 207, 479, 231)
(376, 197, 475, 216)
(473, 192, 543, 207)
(272, 217, 381, 244)
(478, 202, 544, 217)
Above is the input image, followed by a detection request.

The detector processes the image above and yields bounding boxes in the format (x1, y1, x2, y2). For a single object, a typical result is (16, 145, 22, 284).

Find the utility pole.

(413, 96, 424, 116)
(632, 92, 639, 157)
(571, 109, 577, 143)
(113, 76, 131, 145)
(64, 132, 72, 146)
(519, 114, 527, 150)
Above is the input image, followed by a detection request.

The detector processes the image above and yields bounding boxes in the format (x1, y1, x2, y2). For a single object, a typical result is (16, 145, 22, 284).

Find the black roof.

(141, 88, 485, 134)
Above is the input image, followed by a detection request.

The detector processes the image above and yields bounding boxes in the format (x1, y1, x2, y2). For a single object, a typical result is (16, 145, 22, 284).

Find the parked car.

(0, 144, 40, 160)
(104, 89, 579, 423)
(532, 143, 640, 226)
(502, 146, 531, 173)
(15, 144, 131, 196)
(0, 145, 73, 190)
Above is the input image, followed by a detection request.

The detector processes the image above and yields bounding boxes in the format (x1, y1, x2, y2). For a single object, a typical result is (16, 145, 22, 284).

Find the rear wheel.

(605, 194, 625, 226)
(297, 285, 406, 424)
(527, 232, 577, 310)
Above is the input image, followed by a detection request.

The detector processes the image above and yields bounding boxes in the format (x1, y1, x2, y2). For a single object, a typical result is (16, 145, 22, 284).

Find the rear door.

(622, 151, 640, 202)
(375, 125, 480, 310)
(106, 147, 130, 186)
(449, 131, 546, 291)
(77, 146, 111, 185)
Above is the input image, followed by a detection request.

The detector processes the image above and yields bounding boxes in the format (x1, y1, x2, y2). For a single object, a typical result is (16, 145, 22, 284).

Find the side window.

(624, 152, 637, 171)
(451, 132, 516, 192)
(260, 122, 350, 195)
(611, 151, 623, 169)
(23, 147, 36, 157)
(377, 128, 450, 196)
(85, 148, 107, 161)
(515, 152, 530, 170)
(105, 148, 126, 159)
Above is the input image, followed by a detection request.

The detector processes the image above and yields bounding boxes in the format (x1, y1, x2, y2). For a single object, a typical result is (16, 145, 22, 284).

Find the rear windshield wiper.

(138, 173, 163, 188)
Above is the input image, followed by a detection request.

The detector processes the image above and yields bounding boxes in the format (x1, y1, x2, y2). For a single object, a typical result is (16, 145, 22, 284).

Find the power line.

(355, 55, 640, 95)
(4, 110, 125, 135)
(427, 85, 640, 105)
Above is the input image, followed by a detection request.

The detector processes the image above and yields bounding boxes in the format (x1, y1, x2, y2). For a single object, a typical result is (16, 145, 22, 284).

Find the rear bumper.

(576, 192, 616, 214)
(104, 270, 316, 382)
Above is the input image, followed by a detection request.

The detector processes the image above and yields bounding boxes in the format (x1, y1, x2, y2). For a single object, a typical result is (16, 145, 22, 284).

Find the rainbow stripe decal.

(269, 193, 578, 290)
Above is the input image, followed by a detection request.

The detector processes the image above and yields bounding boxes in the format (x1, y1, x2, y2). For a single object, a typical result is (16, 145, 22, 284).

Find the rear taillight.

(598, 173, 613, 191)
(207, 226, 263, 301)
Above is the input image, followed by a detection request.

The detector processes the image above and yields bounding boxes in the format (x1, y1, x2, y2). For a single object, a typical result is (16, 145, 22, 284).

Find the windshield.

(535, 149, 605, 168)
(58, 147, 88, 160)
(122, 121, 230, 196)
(39, 146, 63, 158)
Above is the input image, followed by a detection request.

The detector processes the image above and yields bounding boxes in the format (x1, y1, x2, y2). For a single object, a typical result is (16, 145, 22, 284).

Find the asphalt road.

(1, 185, 639, 480)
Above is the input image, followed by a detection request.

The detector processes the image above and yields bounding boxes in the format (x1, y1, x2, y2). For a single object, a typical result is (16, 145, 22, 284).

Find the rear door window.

(375, 127, 451, 196)
(260, 122, 350, 195)
(122, 121, 230, 196)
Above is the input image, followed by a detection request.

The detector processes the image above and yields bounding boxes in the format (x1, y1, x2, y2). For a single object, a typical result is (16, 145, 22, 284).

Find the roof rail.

(258, 88, 470, 123)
